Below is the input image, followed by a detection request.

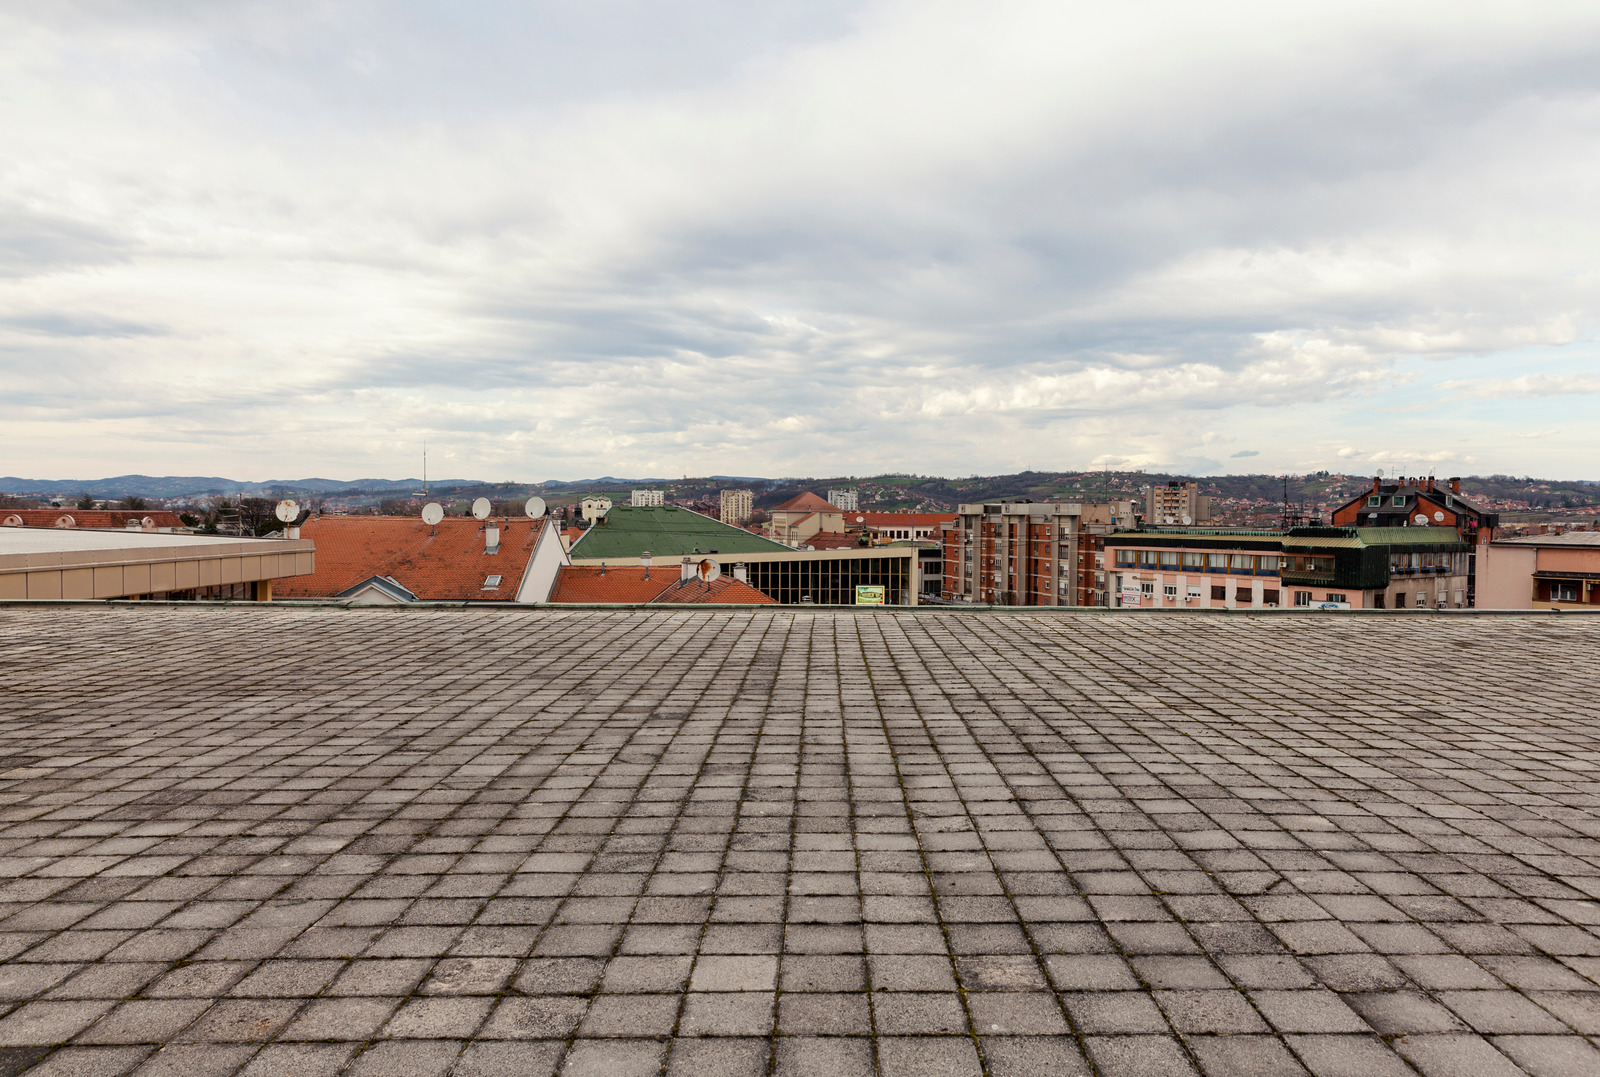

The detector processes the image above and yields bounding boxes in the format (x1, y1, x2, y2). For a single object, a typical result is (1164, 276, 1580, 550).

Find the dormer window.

(1367, 496, 1381, 506)
(1391, 495, 1406, 507)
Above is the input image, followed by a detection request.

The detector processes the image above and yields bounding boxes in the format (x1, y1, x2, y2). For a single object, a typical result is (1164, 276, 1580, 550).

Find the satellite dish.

(54, 515, 75, 528)
(140, 516, 155, 529)
(1180, 514, 1192, 525)
(1414, 513, 1429, 525)
(696, 557, 722, 583)
(525, 496, 546, 518)
(274, 499, 300, 523)
(472, 497, 492, 520)
(1367, 512, 1378, 520)
(1, 515, 20, 527)
(1433, 511, 1444, 522)
(421, 502, 444, 526)
(856, 515, 865, 524)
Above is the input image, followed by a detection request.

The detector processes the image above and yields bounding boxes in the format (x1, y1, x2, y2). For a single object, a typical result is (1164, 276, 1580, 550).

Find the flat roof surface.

(568, 505, 790, 560)
(0, 528, 271, 554)
(0, 608, 1597, 1075)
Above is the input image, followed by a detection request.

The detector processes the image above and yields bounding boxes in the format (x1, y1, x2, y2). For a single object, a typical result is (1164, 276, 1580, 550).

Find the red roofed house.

(2, 509, 186, 531)
(548, 561, 777, 604)
(768, 492, 844, 547)
(275, 514, 568, 603)
(844, 512, 956, 543)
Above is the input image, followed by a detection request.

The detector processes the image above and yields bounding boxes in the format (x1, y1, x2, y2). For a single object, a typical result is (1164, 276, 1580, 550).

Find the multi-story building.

(767, 491, 842, 545)
(827, 489, 859, 512)
(1145, 481, 1211, 525)
(940, 500, 1137, 606)
(1479, 531, 1600, 609)
(1330, 476, 1497, 604)
(847, 512, 955, 543)
(630, 489, 665, 507)
(1103, 526, 1472, 610)
(719, 489, 754, 525)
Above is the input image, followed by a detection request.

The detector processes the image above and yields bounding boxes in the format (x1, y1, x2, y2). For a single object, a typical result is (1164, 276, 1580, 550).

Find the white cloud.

(3, 0, 1600, 481)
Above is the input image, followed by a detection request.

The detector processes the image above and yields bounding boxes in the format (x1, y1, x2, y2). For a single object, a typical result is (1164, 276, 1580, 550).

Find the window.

(1163, 584, 1178, 598)
(1326, 593, 1347, 603)
(1374, 593, 1385, 609)
(1211, 585, 1226, 600)
(1294, 591, 1312, 606)
(1181, 552, 1204, 568)
(1158, 551, 1179, 567)
(1229, 554, 1253, 570)
(1258, 556, 1280, 573)
(1453, 590, 1463, 606)
(1187, 585, 1202, 598)
(1235, 587, 1253, 603)
(1368, 495, 1382, 506)
(1393, 592, 1405, 608)
(1207, 553, 1228, 570)
(1140, 581, 1154, 595)
(1416, 592, 1427, 608)
(1551, 582, 1579, 602)
(1137, 550, 1158, 566)
(1115, 550, 1134, 567)
(1262, 588, 1280, 605)
(1392, 495, 1407, 506)
(482, 575, 503, 589)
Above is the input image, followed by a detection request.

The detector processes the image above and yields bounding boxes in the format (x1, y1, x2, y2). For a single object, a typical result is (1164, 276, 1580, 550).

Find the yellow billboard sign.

(855, 585, 885, 605)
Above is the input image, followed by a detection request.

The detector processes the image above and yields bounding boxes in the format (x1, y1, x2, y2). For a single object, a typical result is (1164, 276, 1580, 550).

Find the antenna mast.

(423, 441, 428, 499)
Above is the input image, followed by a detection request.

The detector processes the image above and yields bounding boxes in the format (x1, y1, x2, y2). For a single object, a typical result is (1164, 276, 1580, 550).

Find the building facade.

(719, 489, 754, 525)
(1103, 526, 1471, 610)
(1478, 532, 1600, 609)
(847, 512, 955, 543)
(767, 492, 843, 546)
(1144, 482, 1211, 525)
(940, 501, 1137, 606)
(1331, 476, 1497, 605)
(630, 489, 665, 507)
(827, 489, 859, 512)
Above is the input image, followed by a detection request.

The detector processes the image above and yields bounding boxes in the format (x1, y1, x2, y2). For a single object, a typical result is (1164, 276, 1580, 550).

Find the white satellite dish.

(471, 497, 492, 520)
(525, 496, 546, 518)
(856, 515, 865, 524)
(421, 502, 444, 526)
(274, 499, 300, 523)
(1433, 511, 1444, 522)
(1414, 513, 1429, 525)
(140, 516, 155, 530)
(54, 515, 75, 528)
(1180, 514, 1192, 525)
(1, 515, 21, 527)
(696, 558, 722, 583)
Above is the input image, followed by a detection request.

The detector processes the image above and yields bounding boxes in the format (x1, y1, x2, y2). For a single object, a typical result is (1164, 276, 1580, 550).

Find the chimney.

(1372, 476, 1381, 494)
(1449, 477, 1461, 495)
(484, 525, 499, 553)
(733, 563, 747, 583)
(641, 551, 652, 579)
(599, 561, 607, 575)
(681, 557, 695, 580)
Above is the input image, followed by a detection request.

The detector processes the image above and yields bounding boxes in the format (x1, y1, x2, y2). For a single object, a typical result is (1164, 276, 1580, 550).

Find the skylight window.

(482, 575, 502, 589)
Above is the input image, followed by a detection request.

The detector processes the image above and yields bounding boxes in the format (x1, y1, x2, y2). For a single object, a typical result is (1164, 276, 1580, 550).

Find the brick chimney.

(1449, 477, 1461, 495)
(1372, 476, 1381, 494)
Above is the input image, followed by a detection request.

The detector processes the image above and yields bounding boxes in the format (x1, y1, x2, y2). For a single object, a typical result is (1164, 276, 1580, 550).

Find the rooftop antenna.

(423, 441, 427, 500)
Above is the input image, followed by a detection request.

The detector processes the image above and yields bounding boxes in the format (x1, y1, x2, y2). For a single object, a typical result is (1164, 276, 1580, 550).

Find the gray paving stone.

(1, 607, 1598, 1074)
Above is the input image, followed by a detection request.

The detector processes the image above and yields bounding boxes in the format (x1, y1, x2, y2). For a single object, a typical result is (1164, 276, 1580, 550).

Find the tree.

(121, 495, 147, 511)
(76, 492, 97, 510)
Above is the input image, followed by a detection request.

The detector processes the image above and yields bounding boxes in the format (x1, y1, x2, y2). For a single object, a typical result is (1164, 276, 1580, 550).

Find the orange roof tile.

(800, 532, 863, 550)
(547, 565, 777, 604)
(276, 515, 547, 601)
(850, 512, 957, 528)
(5, 509, 186, 529)
(773, 491, 838, 513)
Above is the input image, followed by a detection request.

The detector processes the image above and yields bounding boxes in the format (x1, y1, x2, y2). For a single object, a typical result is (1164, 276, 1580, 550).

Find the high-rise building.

(827, 489, 859, 512)
(1145, 482, 1211, 525)
(940, 500, 1137, 606)
(630, 489, 665, 507)
(719, 489, 754, 525)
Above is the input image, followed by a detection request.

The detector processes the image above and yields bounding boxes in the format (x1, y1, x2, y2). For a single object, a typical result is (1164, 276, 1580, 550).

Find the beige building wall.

(1477, 544, 1536, 609)
(719, 489, 753, 525)
(0, 534, 315, 601)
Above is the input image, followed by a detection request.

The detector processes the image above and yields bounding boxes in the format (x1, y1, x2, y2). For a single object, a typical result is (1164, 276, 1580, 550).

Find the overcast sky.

(5, 0, 1600, 483)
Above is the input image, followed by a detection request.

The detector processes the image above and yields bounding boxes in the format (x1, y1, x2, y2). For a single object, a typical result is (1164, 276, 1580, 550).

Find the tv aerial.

(421, 502, 444, 528)
(471, 497, 492, 520)
(525, 496, 546, 518)
(274, 499, 300, 524)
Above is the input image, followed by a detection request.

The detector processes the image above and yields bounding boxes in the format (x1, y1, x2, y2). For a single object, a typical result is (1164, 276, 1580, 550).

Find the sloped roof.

(276, 515, 547, 601)
(774, 492, 838, 513)
(800, 532, 864, 550)
(568, 505, 789, 560)
(4, 509, 186, 530)
(546, 565, 776, 604)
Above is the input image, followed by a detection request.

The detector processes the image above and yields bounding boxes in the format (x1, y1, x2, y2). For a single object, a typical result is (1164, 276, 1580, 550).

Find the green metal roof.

(568, 505, 791, 560)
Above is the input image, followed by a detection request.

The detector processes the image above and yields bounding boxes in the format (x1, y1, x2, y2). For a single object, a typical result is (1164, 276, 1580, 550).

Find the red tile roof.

(800, 532, 863, 550)
(773, 492, 838, 513)
(547, 565, 776, 604)
(4, 509, 186, 529)
(276, 515, 547, 601)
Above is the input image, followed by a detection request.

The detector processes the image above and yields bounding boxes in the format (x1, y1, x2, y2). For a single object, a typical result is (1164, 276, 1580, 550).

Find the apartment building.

(827, 489, 859, 512)
(1103, 526, 1472, 610)
(1479, 531, 1600, 609)
(1331, 475, 1497, 605)
(719, 489, 754, 525)
(940, 500, 1137, 606)
(630, 489, 665, 507)
(1145, 481, 1211, 525)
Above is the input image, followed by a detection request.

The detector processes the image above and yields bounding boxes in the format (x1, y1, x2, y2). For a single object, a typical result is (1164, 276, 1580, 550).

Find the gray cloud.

(3, 1, 1600, 480)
